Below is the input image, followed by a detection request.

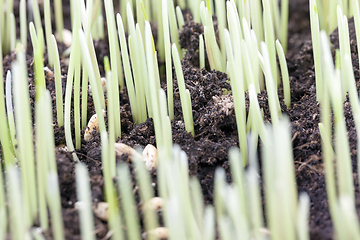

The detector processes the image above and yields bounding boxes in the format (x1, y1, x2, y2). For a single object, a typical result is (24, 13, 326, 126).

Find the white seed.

(43, 66, 54, 78)
(143, 144, 158, 170)
(61, 57, 70, 66)
(114, 143, 158, 170)
(74, 201, 84, 210)
(114, 143, 142, 160)
(93, 202, 109, 221)
(101, 77, 107, 92)
(89, 77, 107, 95)
(55, 29, 73, 47)
(143, 227, 169, 239)
(258, 228, 271, 235)
(56, 144, 68, 152)
(147, 197, 164, 210)
(44, 66, 65, 79)
(84, 110, 106, 141)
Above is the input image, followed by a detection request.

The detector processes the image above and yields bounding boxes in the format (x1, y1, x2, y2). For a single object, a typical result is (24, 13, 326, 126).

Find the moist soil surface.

(2, 0, 360, 239)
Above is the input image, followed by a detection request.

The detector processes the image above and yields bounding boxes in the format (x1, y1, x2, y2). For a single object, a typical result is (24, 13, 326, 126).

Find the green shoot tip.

(104, 56, 111, 73)
(140, 1, 149, 21)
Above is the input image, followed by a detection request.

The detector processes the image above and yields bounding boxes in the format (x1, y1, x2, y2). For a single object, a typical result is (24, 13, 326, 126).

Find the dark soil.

(2, 0, 360, 239)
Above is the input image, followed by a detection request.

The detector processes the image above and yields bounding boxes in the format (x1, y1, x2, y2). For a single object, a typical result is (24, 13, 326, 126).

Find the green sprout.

(316, 28, 360, 238)
(51, 34, 64, 127)
(44, 0, 54, 66)
(100, 131, 123, 239)
(4, 0, 14, 53)
(276, 39, 291, 108)
(214, 0, 226, 61)
(223, 26, 247, 164)
(337, 5, 350, 100)
(92, 3, 105, 39)
(133, 154, 159, 240)
(75, 163, 96, 240)
(7, 167, 29, 240)
(261, 118, 299, 240)
(262, 0, 279, 89)
(5, 71, 16, 150)
(79, 29, 106, 138)
(73, 34, 81, 150)
(117, 163, 142, 240)
(310, 0, 323, 102)
(127, 3, 148, 122)
(228, 147, 250, 236)
(189, 0, 201, 23)
(104, 57, 117, 178)
(258, 42, 281, 127)
(0, 30, 15, 168)
(163, 0, 174, 120)
(199, 34, 205, 68)
(159, 88, 172, 159)
(172, 43, 195, 136)
(168, 0, 182, 58)
(156, 0, 165, 61)
(31, 0, 45, 53)
(104, 0, 122, 138)
(64, 0, 80, 160)
(200, 1, 224, 71)
(176, 6, 185, 30)
(13, 44, 38, 225)
(250, 0, 264, 45)
(35, 91, 49, 231)
(136, 0, 145, 43)
(9, 13, 15, 51)
(321, 31, 354, 201)
(20, 0, 26, 49)
(54, 0, 64, 42)
(116, 13, 138, 122)
(145, 21, 164, 145)
(120, 0, 133, 32)
(42, 90, 65, 240)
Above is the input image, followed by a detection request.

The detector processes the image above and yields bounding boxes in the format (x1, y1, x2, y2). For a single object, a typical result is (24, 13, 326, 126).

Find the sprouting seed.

(89, 77, 107, 95)
(93, 202, 109, 221)
(142, 227, 169, 239)
(74, 201, 84, 210)
(143, 144, 158, 171)
(114, 143, 158, 171)
(55, 29, 72, 47)
(43, 66, 54, 78)
(114, 142, 142, 160)
(147, 197, 164, 210)
(150, 227, 169, 239)
(84, 109, 106, 141)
